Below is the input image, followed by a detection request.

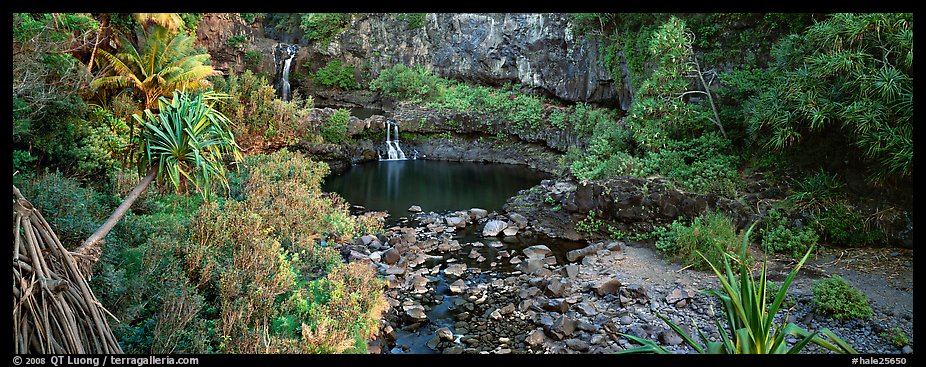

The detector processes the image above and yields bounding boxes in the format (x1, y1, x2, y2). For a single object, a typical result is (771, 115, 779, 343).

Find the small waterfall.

(381, 119, 413, 161)
(277, 44, 298, 101)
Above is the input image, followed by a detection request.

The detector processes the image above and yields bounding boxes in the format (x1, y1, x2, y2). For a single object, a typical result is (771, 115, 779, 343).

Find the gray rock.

(468, 248, 481, 259)
(545, 278, 567, 298)
(444, 263, 467, 277)
(427, 335, 440, 350)
(563, 264, 579, 278)
(443, 345, 463, 354)
(483, 220, 508, 236)
(502, 227, 519, 236)
(619, 315, 633, 325)
(508, 212, 529, 228)
(576, 301, 598, 316)
(565, 338, 590, 351)
(522, 245, 552, 259)
(903, 345, 913, 354)
(520, 258, 545, 274)
(552, 315, 577, 337)
(526, 329, 546, 346)
(469, 208, 489, 220)
(620, 284, 649, 305)
(541, 298, 569, 313)
(403, 304, 428, 321)
(449, 279, 468, 293)
(408, 205, 423, 212)
(445, 215, 467, 228)
(596, 279, 623, 296)
(659, 329, 684, 346)
(665, 287, 696, 305)
(567, 243, 604, 262)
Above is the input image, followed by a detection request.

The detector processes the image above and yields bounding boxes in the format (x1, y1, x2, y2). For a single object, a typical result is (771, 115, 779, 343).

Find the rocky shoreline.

(332, 179, 914, 355)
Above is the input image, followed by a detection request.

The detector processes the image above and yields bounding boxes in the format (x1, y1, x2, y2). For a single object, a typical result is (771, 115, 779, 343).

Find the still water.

(323, 160, 550, 221)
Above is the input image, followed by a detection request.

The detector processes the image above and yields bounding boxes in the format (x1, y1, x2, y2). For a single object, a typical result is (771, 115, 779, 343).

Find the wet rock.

(595, 279, 623, 296)
(469, 208, 488, 220)
(508, 212, 529, 228)
(565, 338, 590, 351)
(437, 327, 454, 341)
(408, 205, 422, 212)
(383, 247, 401, 265)
(445, 215, 467, 228)
(443, 345, 463, 354)
(526, 329, 545, 346)
(509, 257, 522, 264)
(502, 227, 519, 236)
(403, 304, 428, 322)
(444, 263, 467, 278)
(522, 245, 552, 259)
(483, 220, 508, 236)
(449, 279, 468, 294)
(427, 335, 440, 350)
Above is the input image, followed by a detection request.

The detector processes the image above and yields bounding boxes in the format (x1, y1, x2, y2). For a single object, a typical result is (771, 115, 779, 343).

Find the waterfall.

(381, 119, 412, 161)
(278, 44, 298, 101)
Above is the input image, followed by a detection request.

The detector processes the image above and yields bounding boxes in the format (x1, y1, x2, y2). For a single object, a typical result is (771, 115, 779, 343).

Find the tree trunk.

(76, 166, 157, 262)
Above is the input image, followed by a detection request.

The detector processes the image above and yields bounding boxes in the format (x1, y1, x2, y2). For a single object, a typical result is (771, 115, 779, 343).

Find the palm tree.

(90, 24, 219, 111)
(77, 90, 242, 260)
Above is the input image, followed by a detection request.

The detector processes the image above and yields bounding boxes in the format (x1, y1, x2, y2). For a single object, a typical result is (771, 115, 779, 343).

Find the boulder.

(502, 227, 519, 236)
(508, 212, 529, 228)
(545, 278, 567, 298)
(522, 245, 552, 259)
(552, 315, 576, 337)
(449, 279, 468, 294)
(482, 220, 508, 236)
(445, 215, 467, 228)
(403, 304, 428, 321)
(469, 208, 489, 220)
(437, 327, 454, 341)
(383, 247, 401, 265)
(566, 243, 604, 262)
(444, 263, 467, 278)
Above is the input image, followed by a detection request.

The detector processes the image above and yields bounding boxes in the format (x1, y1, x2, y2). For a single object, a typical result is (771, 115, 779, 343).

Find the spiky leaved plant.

(616, 223, 857, 354)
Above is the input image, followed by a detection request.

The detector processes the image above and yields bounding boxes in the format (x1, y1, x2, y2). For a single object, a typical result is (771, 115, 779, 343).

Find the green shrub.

(321, 108, 350, 144)
(370, 64, 442, 101)
(300, 13, 351, 44)
(812, 201, 878, 247)
(239, 13, 261, 24)
(243, 50, 262, 70)
(18, 172, 112, 248)
(881, 327, 909, 348)
(575, 210, 603, 234)
(760, 208, 818, 258)
(226, 35, 247, 49)
(811, 275, 873, 320)
(396, 13, 426, 29)
(314, 60, 356, 90)
(654, 211, 741, 270)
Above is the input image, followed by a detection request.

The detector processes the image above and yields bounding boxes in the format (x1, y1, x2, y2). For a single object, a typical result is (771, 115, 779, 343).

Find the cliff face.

(326, 13, 627, 107)
(195, 13, 630, 108)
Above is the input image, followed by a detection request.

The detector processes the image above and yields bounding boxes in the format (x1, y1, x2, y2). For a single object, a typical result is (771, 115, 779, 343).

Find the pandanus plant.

(616, 224, 857, 354)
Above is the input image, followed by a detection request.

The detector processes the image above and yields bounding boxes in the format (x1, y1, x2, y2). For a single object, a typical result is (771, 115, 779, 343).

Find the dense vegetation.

(12, 12, 912, 354)
(13, 13, 384, 354)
